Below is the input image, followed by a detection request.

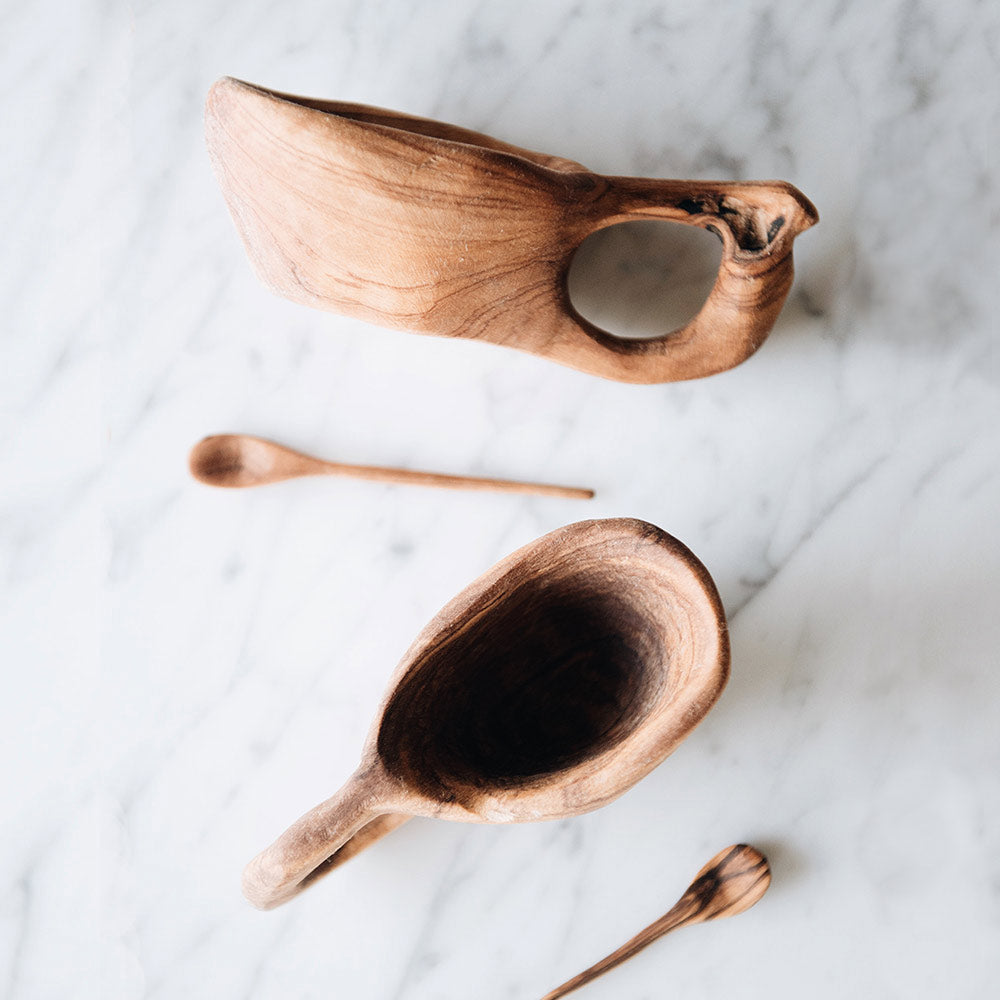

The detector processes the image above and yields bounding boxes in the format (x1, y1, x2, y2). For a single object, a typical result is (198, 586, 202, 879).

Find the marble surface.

(3, 0, 998, 996)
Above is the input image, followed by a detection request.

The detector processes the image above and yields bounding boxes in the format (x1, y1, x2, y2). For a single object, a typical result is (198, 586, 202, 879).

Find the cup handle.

(242, 767, 408, 909)
(560, 178, 818, 383)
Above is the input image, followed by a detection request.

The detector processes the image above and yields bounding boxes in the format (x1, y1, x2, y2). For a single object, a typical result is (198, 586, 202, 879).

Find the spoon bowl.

(243, 518, 729, 909)
(189, 434, 293, 487)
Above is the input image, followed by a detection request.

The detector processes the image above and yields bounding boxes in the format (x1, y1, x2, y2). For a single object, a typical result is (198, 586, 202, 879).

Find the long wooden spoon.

(541, 844, 770, 999)
(189, 434, 593, 499)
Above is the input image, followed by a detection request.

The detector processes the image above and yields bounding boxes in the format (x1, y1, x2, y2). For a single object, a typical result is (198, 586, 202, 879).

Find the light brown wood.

(541, 844, 771, 999)
(206, 77, 818, 384)
(242, 518, 729, 909)
(188, 434, 594, 499)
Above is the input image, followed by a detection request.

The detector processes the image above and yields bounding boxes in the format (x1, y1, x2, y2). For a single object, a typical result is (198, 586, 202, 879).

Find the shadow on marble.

(773, 233, 873, 338)
(751, 839, 809, 895)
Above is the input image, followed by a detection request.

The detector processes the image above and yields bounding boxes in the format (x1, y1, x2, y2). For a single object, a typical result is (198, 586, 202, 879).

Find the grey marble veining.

(2, 0, 998, 997)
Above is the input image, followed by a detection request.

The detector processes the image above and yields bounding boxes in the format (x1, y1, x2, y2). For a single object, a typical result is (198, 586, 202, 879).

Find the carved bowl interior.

(374, 520, 728, 812)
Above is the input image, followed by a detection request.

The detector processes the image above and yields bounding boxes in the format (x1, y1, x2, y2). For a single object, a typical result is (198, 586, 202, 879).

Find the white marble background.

(3, 0, 998, 997)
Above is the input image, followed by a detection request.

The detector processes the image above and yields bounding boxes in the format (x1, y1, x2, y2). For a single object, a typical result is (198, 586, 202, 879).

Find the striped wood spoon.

(541, 844, 770, 999)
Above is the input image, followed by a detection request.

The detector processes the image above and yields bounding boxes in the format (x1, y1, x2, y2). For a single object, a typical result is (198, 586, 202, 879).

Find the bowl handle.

(242, 766, 408, 909)
(558, 179, 818, 383)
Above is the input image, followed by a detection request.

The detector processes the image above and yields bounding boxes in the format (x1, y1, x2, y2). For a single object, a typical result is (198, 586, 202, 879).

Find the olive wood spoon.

(541, 844, 770, 1000)
(189, 434, 593, 499)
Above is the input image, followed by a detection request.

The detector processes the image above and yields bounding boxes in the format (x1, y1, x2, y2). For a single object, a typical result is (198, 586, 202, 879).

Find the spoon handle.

(317, 460, 594, 499)
(540, 844, 770, 1000)
(539, 899, 696, 1000)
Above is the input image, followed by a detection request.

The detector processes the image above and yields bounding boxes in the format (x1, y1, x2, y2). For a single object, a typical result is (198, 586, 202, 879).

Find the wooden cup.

(206, 78, 817, 384)
(243, 519, 729, 909)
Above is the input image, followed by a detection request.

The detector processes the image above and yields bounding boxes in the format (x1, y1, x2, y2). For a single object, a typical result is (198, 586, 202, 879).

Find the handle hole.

(566, 220, 722, 340)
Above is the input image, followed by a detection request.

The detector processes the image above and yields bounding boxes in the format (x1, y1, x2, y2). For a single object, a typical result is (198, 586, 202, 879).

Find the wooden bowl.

(243, 518, 729, 908)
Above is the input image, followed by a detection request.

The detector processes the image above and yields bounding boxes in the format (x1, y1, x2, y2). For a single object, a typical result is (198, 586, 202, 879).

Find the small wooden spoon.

(189, 434, 593, 499)
(541, 844, 770, 999)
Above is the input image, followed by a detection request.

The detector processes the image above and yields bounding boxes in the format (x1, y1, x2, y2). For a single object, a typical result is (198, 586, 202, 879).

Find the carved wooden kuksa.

(242, 519, 729, 910)
(206, 78, 817, 383)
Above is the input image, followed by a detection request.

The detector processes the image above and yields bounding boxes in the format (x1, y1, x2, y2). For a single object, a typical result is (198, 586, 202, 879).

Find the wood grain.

(241, 518, 729, 909)
(541, 844, 771, 999)
(206, 77, 818, 384)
